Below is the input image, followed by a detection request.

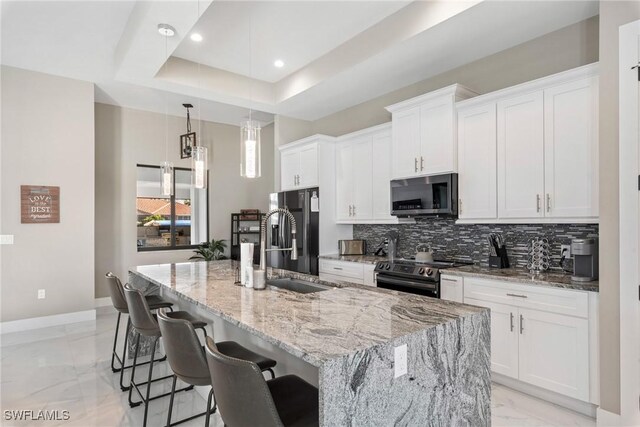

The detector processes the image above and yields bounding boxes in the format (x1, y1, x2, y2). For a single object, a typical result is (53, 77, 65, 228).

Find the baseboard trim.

(493, 373, 597, 418)
(596, 408, 620, 427)
(0, 309, 96, 334)
(94, 297, 112, 308)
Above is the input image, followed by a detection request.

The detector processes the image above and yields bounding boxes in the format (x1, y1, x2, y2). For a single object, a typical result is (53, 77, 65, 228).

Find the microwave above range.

(390, 173, 458, 217)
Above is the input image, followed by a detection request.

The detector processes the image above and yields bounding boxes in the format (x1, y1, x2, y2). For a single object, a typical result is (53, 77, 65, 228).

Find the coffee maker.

(571, 238, 598, 282)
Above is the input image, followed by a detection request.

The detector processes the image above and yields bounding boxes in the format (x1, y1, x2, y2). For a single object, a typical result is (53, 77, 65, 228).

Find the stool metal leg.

(166, 383, 217, 427)
(266, 368, 275, 380)
(110, 312, 123, 373)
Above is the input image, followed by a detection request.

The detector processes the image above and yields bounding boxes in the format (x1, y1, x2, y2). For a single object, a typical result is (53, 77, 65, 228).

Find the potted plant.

(190, 239, 228, 261)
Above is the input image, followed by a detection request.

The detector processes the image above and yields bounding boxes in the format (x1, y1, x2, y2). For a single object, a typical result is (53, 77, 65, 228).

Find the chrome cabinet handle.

(348, 205, 352, 217)
(546, 194, 551, 212)
(536, 194, 541, 212)
(459, 198, 462, 215)
(441, 277, 458, 283)
(353, 205, 356, 216)
(333, 267, 343, 271)
(421, 156, 424, 171)
(506, 293, 528, 298)
(510, 312, 514, 332)
(414, 157, 418, 172)
(520, 314, 524, 334)
(297, 175, 300, 185)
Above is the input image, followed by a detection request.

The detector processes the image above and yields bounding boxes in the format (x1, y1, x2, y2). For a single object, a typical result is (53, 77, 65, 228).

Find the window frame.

(136, 163, 209, 252)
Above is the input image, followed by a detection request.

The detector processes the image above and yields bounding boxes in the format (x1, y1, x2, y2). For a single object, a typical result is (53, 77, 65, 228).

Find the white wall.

(94, 103, 274, 298)
(1, 66, 95, 322)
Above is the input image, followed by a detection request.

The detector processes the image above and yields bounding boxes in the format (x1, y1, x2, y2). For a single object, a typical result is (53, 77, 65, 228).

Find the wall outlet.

(561, 244, 571, 258)
(394, 344, 407, 378)
(0, 235, 14, 245)
(37, 289, 45, 299)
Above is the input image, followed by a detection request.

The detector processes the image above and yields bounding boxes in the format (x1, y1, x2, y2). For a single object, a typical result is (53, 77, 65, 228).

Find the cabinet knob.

(420, 156, 424, 171)
(414, 157, 418, 173)
(510, 312, 514, 332)
(536, 194, 541, 212)
(546, 194, 551, 213)
(349, 205, 352, 216)
(520, 314, 524, 334)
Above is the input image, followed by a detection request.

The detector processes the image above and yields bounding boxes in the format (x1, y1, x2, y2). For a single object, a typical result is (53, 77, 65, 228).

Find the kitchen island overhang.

(129, 260, 490, 426)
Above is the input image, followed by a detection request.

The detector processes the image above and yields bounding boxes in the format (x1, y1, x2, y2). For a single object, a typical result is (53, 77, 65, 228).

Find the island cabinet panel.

(319, 259, 365, 284)
(497, 91, 545, 219)
(518, 308, 590, 401)
(544, 77, 599, 219)
(457, 103, 498, 219)
(461, 275, 595, 403)
(465, 297, 519, 379)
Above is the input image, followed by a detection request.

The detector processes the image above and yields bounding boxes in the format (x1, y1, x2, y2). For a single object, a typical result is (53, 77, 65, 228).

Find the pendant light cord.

(249, 8, 253, 124)
(164, 32, 169, 162)
(197, 0, 202, 139)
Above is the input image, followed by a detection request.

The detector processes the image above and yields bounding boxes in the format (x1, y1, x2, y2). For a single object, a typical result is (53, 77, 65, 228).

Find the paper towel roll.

(240, 243, 254, 285)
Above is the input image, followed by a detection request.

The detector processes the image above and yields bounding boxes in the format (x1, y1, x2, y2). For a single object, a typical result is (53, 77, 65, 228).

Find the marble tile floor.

(0, 307, 596, 427)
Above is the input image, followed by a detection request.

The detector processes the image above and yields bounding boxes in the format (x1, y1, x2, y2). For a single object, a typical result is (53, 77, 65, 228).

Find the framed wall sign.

(20, 185, 60, 224)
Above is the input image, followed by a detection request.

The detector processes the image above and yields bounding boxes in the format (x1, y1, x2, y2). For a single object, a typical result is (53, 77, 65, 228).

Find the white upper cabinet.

(386, 84, 478, 180)
(391, 107, 421, 179)
(335, 124, 403, 224)
(456, 63, 599, 223)
(280, 138, 320, 191)
(497, 91, 545, 219)
(544, 77, 599, 219)
(457, 103, 498, 219)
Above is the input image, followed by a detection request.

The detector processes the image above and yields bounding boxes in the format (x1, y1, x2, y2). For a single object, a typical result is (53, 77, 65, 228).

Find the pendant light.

(159, 24, 175, 196)
(240, 12, 261, 178)
(190, 0, 208, 190)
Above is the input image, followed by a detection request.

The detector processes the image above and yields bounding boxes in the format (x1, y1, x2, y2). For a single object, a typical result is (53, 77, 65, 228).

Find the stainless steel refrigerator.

(267, 188, 319, 275)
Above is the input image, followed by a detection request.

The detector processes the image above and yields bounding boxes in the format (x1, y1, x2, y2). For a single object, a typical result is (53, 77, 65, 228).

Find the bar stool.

(204, 336, 319, 427)
(105, 272, 174, 391)
(157, 311, 277, 427)
(123, 283, 208, 427)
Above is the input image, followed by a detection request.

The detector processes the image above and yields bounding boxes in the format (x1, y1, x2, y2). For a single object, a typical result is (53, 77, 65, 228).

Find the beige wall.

(598, 0, 640, 415)
(311, 16, 599, 136)
(1, 66, 95, 322)
(94, 104, 274, 298)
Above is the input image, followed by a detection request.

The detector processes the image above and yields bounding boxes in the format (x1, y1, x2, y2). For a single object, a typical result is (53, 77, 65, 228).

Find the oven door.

(376, 274, 440, 298)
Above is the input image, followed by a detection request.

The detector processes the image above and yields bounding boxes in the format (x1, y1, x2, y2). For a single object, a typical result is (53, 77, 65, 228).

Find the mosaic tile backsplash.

(354, 218, 599, 270)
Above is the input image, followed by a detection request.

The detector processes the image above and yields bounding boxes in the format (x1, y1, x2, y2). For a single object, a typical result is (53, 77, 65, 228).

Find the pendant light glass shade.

(240, 120, 261, 178)
(160, 161, 174, 196)
(191, 145, 208, 189)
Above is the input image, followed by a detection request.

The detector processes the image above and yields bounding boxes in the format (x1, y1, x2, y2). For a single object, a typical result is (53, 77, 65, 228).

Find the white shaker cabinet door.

(465, 298, 519, 380)
(298, 143, 319, 189)
(352, 137, 373, 220)
(420, 97, 455, 175)
(371, 131, 393, 220)
(544, 77, 599, 218)
(497, 91, 545, 219)
(280, 150, 299, 191)
(457, 103, 498, 219)
(391, 107, 420, 179)
(518, 308, 590, 401)
(335, 142, 354, 221)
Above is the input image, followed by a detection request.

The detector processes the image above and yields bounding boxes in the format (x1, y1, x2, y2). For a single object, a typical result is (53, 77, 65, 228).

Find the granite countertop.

(443, 265, 599, 292)
(130, 260, 487, 367)
(319, 254, 386, 264)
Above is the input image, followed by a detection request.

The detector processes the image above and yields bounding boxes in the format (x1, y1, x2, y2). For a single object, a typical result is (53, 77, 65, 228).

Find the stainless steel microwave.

(390, 173, 458, 217)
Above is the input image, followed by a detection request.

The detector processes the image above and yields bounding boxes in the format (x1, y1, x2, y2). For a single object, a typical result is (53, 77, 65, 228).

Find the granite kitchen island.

(129, 260, 490, 426)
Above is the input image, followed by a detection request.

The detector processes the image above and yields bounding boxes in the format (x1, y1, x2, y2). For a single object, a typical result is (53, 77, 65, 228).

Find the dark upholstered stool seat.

(216, 341, 277, 371)
(165, 311, 207, 330)
(144, 295, 174, 311)
(268, 375, 319, 427)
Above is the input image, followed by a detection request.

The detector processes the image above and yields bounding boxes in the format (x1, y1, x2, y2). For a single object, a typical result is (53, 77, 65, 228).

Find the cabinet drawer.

(440, 274, 463, 303)
(320, 272, 364, 285)
(319, 259, 364, 280)
(363, 264, 377, 287)
(464, 277, 588, 318)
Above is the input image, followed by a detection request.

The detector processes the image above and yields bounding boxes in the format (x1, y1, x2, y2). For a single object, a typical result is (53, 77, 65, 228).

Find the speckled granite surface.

(319, 254, 387, 265)
(129, 260, 490, 426)
(444, 265, 599, 292)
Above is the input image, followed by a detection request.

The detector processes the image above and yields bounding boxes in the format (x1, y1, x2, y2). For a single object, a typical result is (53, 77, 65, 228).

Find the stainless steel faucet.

(257, 208, 298, 286)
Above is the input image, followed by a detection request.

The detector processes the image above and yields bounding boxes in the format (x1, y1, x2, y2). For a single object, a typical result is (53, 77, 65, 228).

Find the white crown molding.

(385, 84, 479, 113)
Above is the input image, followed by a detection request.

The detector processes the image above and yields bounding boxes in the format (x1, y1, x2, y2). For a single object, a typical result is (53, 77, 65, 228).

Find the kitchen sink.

(266, 278, 331, 294)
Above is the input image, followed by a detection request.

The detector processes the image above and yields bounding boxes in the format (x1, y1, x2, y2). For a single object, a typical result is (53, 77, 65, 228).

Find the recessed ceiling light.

(157, 23, 176, 37)
(274, 60, 284, 68)
(190, 33, 203, 42)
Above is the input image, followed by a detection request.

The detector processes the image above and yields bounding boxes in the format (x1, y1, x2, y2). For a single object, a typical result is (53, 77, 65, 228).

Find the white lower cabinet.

(319, 259, 377, 287)
(461, 277, 595, 404)
(440, 275, 463, 303)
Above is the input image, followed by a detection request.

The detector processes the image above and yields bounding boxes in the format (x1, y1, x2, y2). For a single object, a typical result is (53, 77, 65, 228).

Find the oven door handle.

(376, 275, 437, 291)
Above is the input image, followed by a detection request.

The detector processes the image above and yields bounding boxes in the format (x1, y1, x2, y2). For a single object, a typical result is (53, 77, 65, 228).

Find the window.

(136, 164, 208, 251)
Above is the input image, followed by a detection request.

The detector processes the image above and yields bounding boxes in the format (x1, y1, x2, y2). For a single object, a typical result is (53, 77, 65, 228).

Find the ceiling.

(0, 1, 600, 126)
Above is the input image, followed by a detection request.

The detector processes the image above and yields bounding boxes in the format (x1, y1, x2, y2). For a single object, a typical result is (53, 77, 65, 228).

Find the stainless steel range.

(374, 259, 470, 298)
